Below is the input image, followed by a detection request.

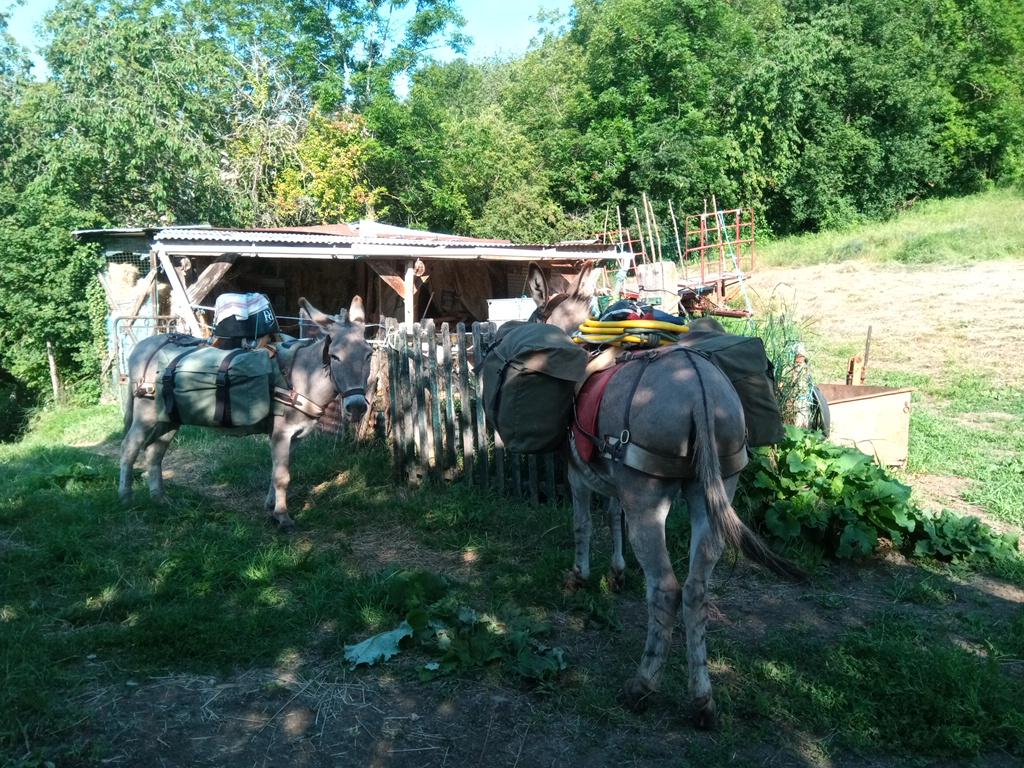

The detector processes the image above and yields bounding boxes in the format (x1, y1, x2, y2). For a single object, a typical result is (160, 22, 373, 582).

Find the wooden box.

(817, 383, 914, 468)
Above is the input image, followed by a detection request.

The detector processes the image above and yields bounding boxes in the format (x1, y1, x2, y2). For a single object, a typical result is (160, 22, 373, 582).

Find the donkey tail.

(692, 369, 805, 583)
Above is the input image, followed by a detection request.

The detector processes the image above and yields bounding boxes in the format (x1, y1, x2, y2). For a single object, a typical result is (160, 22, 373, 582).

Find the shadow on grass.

(0, 433, 405, 758)
(2, 428, 1022, 767)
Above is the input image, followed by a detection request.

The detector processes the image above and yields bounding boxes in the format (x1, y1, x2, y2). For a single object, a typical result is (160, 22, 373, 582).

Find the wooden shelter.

(78, 221, 612, 331)
(76, 222, 613, 395)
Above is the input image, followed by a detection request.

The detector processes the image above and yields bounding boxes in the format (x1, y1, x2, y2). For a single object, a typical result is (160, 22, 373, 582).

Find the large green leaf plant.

(736, 427, 1019, 563)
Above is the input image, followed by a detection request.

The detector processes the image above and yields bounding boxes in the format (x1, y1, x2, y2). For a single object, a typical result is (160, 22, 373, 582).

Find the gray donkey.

(119, 296, 373, 531)
(527, 264, 802, 728)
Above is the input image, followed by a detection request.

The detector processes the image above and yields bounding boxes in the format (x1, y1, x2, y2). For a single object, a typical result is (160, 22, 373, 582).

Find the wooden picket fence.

(381, 318, 566, 505)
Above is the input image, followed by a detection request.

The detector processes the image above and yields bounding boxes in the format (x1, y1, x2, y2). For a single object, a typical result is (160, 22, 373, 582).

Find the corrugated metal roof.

(156, 228, 357, 245)
(79, 222, 610, 253)
(155, 227, 610, 252)
(257, 223, 359, 237)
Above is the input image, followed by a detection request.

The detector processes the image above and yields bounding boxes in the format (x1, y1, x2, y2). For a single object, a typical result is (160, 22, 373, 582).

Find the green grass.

(2, 406, 1023, 765)
(759, 188, 1024, 267)
(786, 356, 1024, 530)
(720, 614, 1024, 757)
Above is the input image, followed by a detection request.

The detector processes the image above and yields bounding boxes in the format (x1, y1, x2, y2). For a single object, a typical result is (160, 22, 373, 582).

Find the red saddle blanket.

(572, 362, 631, 463)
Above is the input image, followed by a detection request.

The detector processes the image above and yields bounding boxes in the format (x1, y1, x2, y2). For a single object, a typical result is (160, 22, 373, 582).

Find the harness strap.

(214, 348, 245, 427)
(273, 387, 327, 419)
(604, 351, 691, 476)
(589, 344, 748, 480)
(273, 338, 306, 383)
(491, 352, 515, 420)
(529, 293, 569, 323)
(598, 436, 747, 479)
(135, 333, 197, 398)
(269, 337, 338, 420)
(161, 345, 206, 423)
(618, 357, 649, 447)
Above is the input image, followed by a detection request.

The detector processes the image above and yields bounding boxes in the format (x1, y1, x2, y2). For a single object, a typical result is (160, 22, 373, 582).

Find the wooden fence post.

(425, 320, 443, 482)
(456, 323, 474, 482)
(440, 323, 457, 473)
(382, 315, 568, 504)
(386, 319, 402, 481)
(471, 322, 489, 489)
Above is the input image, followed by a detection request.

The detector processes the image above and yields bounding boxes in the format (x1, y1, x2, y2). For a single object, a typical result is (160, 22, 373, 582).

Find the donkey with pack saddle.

(523, 264, 803, 728)
(119, 296, 373, 532)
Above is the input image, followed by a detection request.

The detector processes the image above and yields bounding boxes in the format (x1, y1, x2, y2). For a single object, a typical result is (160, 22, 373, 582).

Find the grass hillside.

(758, 188, 1024, 266)
(749, 190, 1024, 539)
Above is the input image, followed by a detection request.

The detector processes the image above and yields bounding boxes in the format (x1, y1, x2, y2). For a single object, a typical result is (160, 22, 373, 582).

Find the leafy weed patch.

(737, 427, 1021, 564)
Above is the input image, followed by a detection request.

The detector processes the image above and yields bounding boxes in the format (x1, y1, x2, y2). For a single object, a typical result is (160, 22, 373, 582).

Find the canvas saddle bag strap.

(271, 338, 329, 419)
(213, 348, 246, 427)
(161, 345, 207, 423)
(135, 333, 200, 398)
(599, 346, 746, 479)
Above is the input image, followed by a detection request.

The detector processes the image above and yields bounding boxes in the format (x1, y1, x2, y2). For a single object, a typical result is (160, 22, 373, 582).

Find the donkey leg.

(618, 478, 682, 711)
(144, 425, 178, 503)
(607, 498, 626, 591)
(119, 417, 151, 504)
(564, 468, 593, 592)
(680, 474, 738, 730)
(267, 429, 297, 532)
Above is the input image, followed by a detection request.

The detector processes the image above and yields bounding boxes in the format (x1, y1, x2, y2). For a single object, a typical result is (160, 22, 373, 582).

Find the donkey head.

(298, 296, 373, 421)
(526, 261, 595, 334)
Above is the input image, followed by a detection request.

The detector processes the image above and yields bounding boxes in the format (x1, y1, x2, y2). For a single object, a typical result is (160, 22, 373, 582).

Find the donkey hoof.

(691, 696, 717, 730)
(606, 568, 625, 593)
(270, 516, 297, 534)
(618, 677, 654, 713)
(562, 569, 587, 594)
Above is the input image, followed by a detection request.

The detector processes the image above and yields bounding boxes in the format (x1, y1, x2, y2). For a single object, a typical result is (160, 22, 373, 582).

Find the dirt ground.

(62, 261, 1024, 768)
(747, 259, 1024, 388)
(748, 259, 1024, 534)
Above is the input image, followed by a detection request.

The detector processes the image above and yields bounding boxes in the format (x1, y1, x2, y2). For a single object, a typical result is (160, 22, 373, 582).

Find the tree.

(0, 0, 241, 401)
(180, 0, 469, 108)
(273, 107, 384, 224)
(30, 0, 239, 224)
(223, 50, 312, 226)
(365, 61, 573, 241)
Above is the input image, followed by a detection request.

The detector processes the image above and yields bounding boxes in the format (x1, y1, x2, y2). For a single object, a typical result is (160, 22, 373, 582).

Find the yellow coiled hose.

(572, 318, 689, 348)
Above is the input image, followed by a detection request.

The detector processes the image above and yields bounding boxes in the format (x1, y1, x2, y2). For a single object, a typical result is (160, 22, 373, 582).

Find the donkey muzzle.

(342, 389, 368, 419)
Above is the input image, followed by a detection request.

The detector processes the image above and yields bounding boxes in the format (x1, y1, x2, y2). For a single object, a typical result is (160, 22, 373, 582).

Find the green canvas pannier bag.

(481, 322, 589, 454)
(155, 344, 276, 428)
(677, 331, 785, 447)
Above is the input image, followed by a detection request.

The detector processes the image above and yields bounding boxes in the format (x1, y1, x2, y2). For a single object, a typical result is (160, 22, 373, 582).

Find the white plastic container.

(486, 297, 537, 326)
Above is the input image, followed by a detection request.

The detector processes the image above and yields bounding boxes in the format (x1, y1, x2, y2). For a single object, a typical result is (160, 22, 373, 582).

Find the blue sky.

(4, 0, 574, 77)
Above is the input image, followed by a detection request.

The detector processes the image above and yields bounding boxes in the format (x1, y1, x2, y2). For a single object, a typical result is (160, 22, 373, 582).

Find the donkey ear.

(567, 261, 595, 299)
(348, 295, 365, 324)
(526, 262, 548, 308)
(298, 306, 317, 338)
(299, 297, 335, 329)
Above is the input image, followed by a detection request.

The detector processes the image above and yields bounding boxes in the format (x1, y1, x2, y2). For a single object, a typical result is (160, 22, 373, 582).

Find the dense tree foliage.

(0, 0, 1021, 410)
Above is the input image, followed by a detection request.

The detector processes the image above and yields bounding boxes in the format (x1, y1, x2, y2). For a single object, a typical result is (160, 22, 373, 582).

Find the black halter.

(323, 334, 367, 402)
